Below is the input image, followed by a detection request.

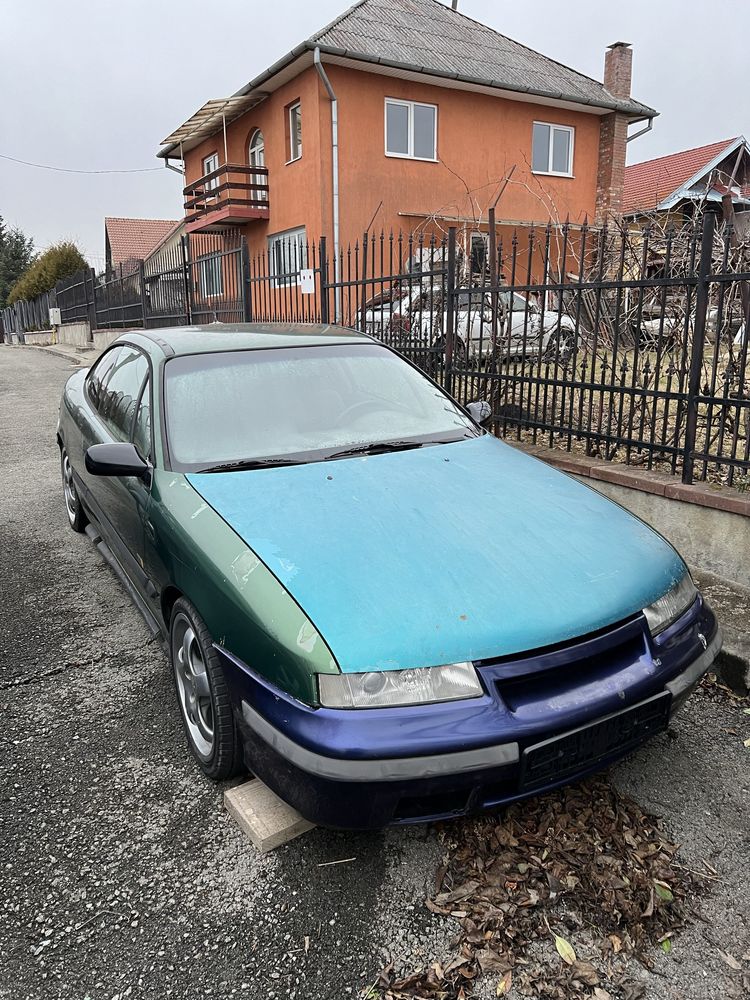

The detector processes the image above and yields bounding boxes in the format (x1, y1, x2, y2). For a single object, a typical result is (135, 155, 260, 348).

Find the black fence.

(2, 215, 748, 488)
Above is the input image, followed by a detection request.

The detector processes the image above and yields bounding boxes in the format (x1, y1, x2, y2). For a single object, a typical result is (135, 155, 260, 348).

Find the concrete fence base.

(516, 444, 750, 592)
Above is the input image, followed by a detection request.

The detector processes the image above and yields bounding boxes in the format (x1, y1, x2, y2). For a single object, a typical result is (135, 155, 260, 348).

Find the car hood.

(187, 436, 685, 674)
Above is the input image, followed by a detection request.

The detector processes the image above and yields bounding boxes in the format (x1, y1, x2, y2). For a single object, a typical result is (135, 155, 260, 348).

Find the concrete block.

(715, 625, 750, 695)
(224, 778, 315, 853)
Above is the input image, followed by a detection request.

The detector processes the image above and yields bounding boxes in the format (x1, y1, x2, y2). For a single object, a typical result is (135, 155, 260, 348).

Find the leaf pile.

(377, 776, 702, 999)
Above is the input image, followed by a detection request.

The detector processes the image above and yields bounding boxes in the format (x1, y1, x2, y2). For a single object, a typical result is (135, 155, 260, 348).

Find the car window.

(98, 346, 149, 442)
(132, 378, 152, 460)
(86, 346, 123, 409)
(164, 344, 477, 470)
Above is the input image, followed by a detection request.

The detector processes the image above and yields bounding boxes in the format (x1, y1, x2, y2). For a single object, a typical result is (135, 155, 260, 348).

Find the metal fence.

(2, 215, 748, 487)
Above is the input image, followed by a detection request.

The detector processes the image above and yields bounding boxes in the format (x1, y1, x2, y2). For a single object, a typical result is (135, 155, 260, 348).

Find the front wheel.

(60, 446, 87, 532)
(170, 597, 244, 780)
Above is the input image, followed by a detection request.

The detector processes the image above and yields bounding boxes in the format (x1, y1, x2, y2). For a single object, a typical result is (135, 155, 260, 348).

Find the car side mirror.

(85, 442, 149, 479)
(466, 400, 492, 427)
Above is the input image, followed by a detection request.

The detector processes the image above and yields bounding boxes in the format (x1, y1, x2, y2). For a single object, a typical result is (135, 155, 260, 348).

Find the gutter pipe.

(314, 46, 341, 323)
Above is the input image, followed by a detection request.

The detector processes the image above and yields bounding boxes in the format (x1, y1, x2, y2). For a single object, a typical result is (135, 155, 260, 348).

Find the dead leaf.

(554, 934, 576, 966)
(719, 950, 742, 971)
(496, 970, 512, 995)
(570, 960, 599, 985)
(593, 990, 613, 1000)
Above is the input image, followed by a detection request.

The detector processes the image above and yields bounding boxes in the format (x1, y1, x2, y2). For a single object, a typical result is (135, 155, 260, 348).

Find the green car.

(57, 325, 720, 828)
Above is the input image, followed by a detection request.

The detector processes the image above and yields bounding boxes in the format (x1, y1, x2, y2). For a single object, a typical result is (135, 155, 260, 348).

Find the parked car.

(58, 324, 721, 829)
(366, 285, 577, 362)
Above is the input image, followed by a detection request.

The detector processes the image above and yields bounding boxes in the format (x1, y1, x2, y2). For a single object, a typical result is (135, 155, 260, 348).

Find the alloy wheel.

(172, 613, 215, 759)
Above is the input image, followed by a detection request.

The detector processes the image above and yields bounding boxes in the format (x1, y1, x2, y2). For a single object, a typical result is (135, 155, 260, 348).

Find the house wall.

(327, 65, 601, 245)
(183, 65, 327, 258)
(181, 64, 604, 271)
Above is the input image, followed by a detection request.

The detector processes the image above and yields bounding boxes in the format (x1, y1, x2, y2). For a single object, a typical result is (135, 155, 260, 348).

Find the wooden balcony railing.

(183, 163, 269, 232)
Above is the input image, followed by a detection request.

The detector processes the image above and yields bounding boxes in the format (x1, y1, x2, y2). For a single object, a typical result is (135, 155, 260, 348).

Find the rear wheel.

(169, 597, 244, 781)
(60, 446, 87, 532)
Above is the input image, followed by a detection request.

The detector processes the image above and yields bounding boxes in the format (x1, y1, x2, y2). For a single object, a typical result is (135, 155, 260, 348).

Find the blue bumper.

(219, 597, 720, 829)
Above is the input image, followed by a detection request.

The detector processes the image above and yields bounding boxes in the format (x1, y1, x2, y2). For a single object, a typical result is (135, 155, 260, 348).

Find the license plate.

(519, 691, 671, 792)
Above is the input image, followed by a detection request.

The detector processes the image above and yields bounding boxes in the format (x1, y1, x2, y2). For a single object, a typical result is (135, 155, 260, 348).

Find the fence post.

(182, 235, 193, 325)
(444, 227, 457, 397)
(359, 231, 369, 333)
(86, 268, 97, 336)
(138, 260, 148, 328)
(240, 238, 253, 323)
(319, 236, 330, 325)
(682, 212, 715, 485)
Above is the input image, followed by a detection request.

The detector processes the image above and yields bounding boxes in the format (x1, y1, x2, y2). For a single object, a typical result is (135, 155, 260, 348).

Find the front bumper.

(221, 597, 720, 829)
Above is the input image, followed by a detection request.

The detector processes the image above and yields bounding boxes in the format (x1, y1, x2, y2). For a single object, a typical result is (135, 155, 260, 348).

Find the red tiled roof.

(623, 138, 739, 216)
(105, 217, 180, 266)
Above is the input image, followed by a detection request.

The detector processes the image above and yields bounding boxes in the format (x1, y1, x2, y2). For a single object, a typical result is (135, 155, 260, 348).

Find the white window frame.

(268, 226, 307, 288)
(287, 101, 302, 163)
(384, 98, 438, 162)
(531, 122, 575, 177)
(197, 252, 223, 298)
(202, 152, 220, 191)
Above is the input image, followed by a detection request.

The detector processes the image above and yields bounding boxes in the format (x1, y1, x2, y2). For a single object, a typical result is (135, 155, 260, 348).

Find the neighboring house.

(157, 0, 656, 282)
(623, 136, 750, 226)
(104, 217, 180, 277)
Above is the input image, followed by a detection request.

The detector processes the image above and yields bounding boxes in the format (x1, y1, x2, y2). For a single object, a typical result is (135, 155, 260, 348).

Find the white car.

(367, 286, 576, 362)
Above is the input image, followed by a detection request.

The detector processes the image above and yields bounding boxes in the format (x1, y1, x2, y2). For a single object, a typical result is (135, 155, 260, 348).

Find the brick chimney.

(596, 42, 632, 223)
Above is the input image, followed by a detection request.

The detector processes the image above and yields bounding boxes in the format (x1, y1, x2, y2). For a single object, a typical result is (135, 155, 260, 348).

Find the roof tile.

(312, 0, 655, 117)
(105, 217, 180, 267)
(623, 138, 739, 216)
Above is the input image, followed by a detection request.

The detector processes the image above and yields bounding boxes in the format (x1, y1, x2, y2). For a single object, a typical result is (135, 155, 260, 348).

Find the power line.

(0, 152, 163, 175)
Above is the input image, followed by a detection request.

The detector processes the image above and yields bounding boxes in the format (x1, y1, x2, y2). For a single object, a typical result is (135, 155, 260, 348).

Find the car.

(58, 323, 721, 830)
(366, 285, 577, 363)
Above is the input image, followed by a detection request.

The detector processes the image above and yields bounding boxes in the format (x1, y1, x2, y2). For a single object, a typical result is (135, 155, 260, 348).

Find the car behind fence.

(2, 214, 748, 487)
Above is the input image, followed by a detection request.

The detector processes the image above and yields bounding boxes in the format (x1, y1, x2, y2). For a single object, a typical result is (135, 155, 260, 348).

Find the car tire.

(169, 597, 244, 781)
(60, 446, 87, 533)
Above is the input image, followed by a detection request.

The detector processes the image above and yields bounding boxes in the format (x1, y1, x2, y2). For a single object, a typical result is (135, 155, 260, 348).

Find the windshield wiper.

(323, 440, 429, 461)
(196, 457, 301, 473)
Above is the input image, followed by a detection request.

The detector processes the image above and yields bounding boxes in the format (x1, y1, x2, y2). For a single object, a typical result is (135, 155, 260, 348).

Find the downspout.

(314, 46, 341, 323)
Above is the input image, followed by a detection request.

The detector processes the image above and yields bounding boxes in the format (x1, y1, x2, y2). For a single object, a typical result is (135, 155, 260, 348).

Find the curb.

(715, 625, 750, 695)
(15, 342, 94, 365)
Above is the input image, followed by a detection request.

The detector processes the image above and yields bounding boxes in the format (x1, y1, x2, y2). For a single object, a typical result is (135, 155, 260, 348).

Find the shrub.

(8, 242, 87, 304)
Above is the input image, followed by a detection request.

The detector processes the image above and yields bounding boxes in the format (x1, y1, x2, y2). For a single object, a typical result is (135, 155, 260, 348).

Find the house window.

(470, 234, 487, 274)
(198, 253, 223, 297)
(248, 128, 266, 201)
(203, 152, 220, 190)
(532, 123, 574, 176)
(287, 102, 302, 162)
(268, 227, 307, 287)
(385, 99, 437, 161)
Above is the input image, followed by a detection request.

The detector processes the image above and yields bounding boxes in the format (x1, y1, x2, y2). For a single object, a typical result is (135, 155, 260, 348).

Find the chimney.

(596, 42, 633, 223)
(604, 41, 632, 99)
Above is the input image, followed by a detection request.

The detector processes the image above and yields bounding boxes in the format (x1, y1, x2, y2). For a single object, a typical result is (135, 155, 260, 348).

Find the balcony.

(183, 163, 269, 233)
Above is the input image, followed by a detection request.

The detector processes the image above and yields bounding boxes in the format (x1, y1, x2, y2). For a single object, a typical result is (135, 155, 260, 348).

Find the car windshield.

(164, 343, 477, 471)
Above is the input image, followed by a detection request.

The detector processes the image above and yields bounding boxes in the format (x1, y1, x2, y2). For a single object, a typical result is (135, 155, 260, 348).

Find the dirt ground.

(0, 344, 748, 1000)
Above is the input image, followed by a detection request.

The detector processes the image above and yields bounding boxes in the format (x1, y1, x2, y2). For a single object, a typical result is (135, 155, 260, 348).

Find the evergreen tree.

(0, 216, 35, 309)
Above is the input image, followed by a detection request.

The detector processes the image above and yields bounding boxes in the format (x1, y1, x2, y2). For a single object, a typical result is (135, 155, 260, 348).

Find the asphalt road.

(1, 344, 748, 1000)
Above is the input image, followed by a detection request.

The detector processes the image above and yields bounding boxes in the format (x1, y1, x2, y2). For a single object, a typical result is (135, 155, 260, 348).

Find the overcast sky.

(2, 0, 748, 267)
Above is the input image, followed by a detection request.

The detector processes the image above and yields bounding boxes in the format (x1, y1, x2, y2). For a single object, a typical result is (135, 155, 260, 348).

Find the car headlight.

(643, 572, 698, 635)
(318, 662, 483, 709)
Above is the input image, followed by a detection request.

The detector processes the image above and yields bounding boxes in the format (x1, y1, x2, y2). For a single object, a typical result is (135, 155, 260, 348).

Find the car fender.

(149, 470, 339, 704)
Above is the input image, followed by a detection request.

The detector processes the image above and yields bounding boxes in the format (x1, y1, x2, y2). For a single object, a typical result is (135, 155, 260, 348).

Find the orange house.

(158, 0, 656, 284)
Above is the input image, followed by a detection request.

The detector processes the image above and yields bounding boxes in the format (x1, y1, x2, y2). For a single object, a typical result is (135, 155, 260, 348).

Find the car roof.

(118, 323, 372, 358)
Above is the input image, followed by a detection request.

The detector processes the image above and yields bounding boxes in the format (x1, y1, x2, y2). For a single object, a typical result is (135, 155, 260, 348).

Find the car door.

(79, 344, 151, 594)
